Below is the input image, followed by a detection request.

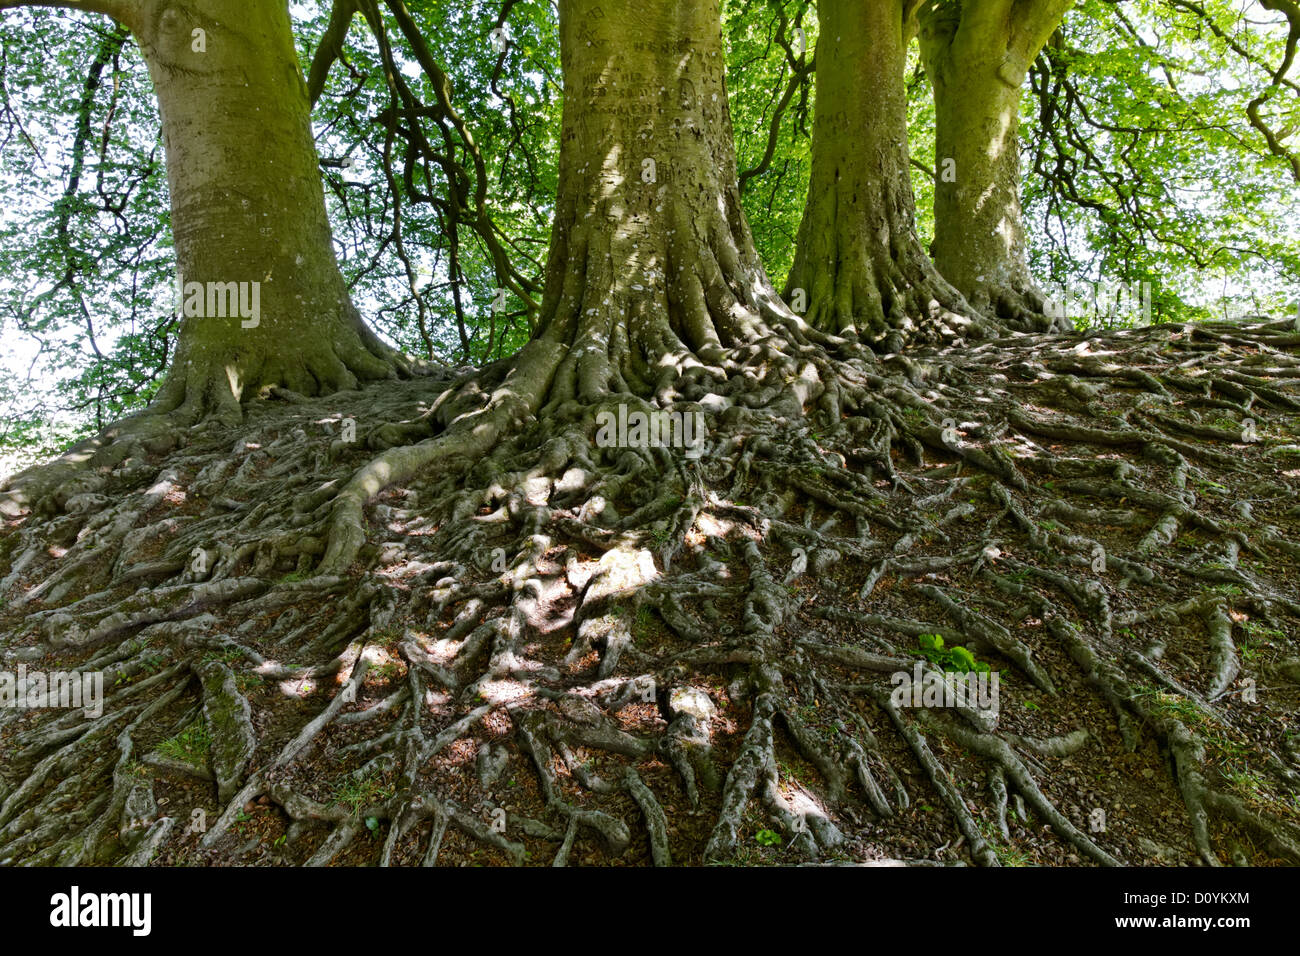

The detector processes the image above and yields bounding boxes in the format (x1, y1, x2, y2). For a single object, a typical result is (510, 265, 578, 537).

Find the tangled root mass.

(2, 318, 1300, 867)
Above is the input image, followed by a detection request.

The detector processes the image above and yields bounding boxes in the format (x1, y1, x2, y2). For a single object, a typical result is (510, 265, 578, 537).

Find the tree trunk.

(0, 0, 412, 515)
(918, 0, 1072, 329)
(786, 0, 993, 352)
(533, 0, 794, 401)
(318, 0, 828, 573)
(128, 0, 408, 424)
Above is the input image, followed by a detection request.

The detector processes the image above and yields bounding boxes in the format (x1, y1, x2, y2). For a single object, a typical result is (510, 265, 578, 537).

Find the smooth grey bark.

(786, 0, 994, 351)
(3, 0, 410, 427)
(918, 0, 1074, 327)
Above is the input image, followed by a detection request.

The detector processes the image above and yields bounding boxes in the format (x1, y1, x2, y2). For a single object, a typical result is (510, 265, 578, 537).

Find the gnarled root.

(3, 318, 1300, 866)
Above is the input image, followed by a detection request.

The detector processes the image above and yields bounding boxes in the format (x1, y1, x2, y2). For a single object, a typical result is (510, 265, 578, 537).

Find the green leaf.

(949, 645, 977, 672)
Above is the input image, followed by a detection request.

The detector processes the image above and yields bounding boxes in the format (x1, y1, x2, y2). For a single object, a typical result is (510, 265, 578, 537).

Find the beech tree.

(918, 0, 1074, 323)
(785, 0, 1000, 351)
(316, 0, 841, 573)
(0, 0, 1298, 871)
(0, 0, 412, 514)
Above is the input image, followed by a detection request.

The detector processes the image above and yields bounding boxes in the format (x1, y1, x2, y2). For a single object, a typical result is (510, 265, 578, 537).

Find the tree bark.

(130, 0, 411, 423)
(918, 0, 1073, 328)
(319, 0, 818, 574)
(533, 0, 795, 402)
(786, 0, 993, 352)
(0, 0, 412, 514)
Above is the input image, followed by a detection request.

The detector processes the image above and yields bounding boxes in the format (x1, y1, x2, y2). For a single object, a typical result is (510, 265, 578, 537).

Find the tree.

(785, 0, 997, 350)
(917, 0, 1074, 324)
(0, 0, 413, 515)
(318, 0, 844, 574)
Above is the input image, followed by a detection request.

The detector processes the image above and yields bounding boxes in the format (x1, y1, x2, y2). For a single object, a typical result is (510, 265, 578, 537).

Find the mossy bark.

(786, 0, 989, 351)
(126, 0, 408, 424)
(320, 0, 810, 574)
(918, 0, 1073, 328)
(534, 0, 793, 402)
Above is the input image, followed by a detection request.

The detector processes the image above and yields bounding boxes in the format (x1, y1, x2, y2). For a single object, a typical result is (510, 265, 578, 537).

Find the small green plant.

(755, 829, 782, 847)
(1192, 477, 1230, 495)
(157, 719, 210, 765)
(1239, 621, 1283, 664)
(372, 659, 402, 680)
(1224, 769, 1267, 797)
(115, 654, 168, 687)
(917, 634, 990, 674)
(632, 604, 656, 638)
(979, 821, 1032, 866)
(1133, 685, 1213, 728)
(334, 770, 395, 816)
(777, 759, 808, 787)
(202, 647, 243, 666)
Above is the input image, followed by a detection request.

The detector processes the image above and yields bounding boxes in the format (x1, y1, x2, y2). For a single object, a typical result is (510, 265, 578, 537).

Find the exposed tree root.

(0, 322, 431, 521)
(3, 318, 1300, 866)
(966, 276, 1073, 337)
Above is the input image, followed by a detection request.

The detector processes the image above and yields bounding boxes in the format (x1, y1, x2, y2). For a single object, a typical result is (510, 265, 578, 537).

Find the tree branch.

(307, 0, 359, 108)
(1011, 0, 1076, 63)
(0, 0, 126, 22)
(739, 0, 813, 194)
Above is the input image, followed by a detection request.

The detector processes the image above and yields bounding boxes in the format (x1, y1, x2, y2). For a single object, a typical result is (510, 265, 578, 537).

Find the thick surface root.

(0, 316, 428, 521)
(966, 276, 1073, 336)
(3, 318, 1300, 866)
